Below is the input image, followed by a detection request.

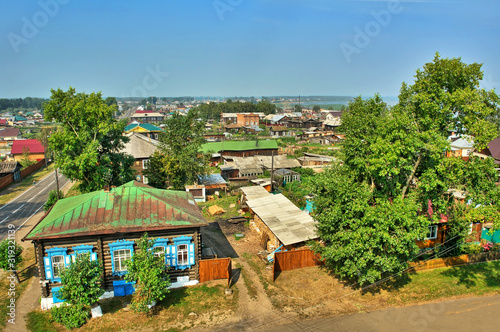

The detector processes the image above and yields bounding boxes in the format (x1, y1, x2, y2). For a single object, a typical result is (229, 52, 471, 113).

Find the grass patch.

(198, 195, 240, 219)
(27, 284, 238, 331)
(0, 164, 55, 205)
(64, 182, 81, 198)
(242, 253, 271, 292)
(0, 248, 36, 328)
(236, 263, 258, 299)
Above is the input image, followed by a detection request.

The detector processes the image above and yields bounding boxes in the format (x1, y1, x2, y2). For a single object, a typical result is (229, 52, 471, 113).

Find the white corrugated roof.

(240, 186, 270, 201)
(247, 194, 317, 246)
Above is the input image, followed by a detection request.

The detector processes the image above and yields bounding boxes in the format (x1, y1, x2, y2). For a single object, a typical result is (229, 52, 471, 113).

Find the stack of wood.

(207, 205, 225, 216)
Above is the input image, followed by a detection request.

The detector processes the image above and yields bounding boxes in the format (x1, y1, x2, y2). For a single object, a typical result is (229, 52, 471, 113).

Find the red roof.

(10, 139, 45, 155)
(0, 119, 7, 125)
(0, 128, 20, 138)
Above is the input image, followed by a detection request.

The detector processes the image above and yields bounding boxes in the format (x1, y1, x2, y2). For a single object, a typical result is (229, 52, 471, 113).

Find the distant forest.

(0, 97, 47, 111)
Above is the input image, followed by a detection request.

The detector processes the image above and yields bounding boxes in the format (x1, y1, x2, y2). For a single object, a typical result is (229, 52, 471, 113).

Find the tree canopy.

(144, 109, 208, 189)
(311, 54, 500, 285)
(44, 87, 135, 193)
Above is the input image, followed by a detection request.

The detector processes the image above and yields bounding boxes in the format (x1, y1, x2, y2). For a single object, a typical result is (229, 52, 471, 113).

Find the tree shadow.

(440, 261, 500, 288)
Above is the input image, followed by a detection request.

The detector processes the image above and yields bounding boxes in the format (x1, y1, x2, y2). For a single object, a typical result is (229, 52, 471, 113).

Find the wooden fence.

(273, 249, 323, 281)
(20, 159, 45, 178)
(0, 159, 46, 192)
(199, 257, 232, 288)
(0, 174, 14, 191)
(409, 251, 500, 272)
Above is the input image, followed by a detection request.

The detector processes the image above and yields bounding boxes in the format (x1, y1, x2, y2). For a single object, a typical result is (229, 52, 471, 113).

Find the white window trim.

(177, 244, 189, 266)
(142, 159, 149, 169)
(426, 225, 438, 240)
(52, 255, 65, 278)
(113, 249, 131, 272)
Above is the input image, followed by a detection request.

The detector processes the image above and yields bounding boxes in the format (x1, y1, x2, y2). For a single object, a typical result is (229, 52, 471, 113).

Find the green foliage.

(144, 109, 208, 189)
(124, 233, 171, 313)
(57, 253, 104, 306)
(51, 303, 90, 329)
(44, 87, 135, 193)
(312, 105, 321, 112)
(43, 189, 64, 211)
(194, 100, 276, 121)
(311, 165, 428, 285)
(20, 147, 36, 170)
(311, 54, 500, 285)
(0, 239, 23, 271)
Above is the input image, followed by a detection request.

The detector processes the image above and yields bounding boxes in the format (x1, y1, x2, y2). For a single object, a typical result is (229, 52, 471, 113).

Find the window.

(44, 247, 70, 282)
(177, 244, 189, 266)
(136, 175, 141, 182)
(153, 246, 165, 257)
(142, 159, 150, 169)
(113, 249, 131, 272)
(109, 240, 134, 276)
(426, 225, 438, 240)
(143, 176, 148, 184)
(52, 256, 65, 278)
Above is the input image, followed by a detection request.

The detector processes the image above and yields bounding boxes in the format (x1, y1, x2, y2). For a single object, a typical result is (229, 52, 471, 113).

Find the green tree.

(311, 54, 500, 285)
(124, 233, 171, 313)
(294, 104, 302, 112)
(57, 253, 104, 307)
(144, 109, 208, 189)
(105, 97, 117, 106)
(313, 105, 321, 112)
(44, 88, 135, 193)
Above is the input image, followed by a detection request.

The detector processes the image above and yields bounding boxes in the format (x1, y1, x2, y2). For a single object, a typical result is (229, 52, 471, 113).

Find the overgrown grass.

(236, 263, 258, 299)
(26, 284, 238, 331)
(64, 182, 81, 198)
(0, 248, 36, 328)
(0, 163, 55, 205)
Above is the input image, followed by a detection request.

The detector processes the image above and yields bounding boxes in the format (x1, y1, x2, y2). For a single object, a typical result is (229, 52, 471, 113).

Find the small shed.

(185, 184, 206, 202)
(246, 194, 317, 251)
(274, 168, 301, 185)
(197, 174, 228, 195)
(0, 161, 22, 180)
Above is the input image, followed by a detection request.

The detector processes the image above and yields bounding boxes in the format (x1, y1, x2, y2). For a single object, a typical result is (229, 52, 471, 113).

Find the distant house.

(269, 126, 290, 137)
(23, 181, 208, 309)
(237, 113, 260, 127)
(125, 122, 162, 140)
(477, 137, 500, 165)
(0, 128, 21, 147)
(130, 112, 165, 124)
(274, 168, 301, 185)
(201, 140, 279, 159)
(246, 192, 317, 251)
(221, 154, 301, 179)
(10, 139, 45, 162)
(447, 136, 474, 160)
(0, 119, 8, 127)
(121, 132, 160, 184)
(197, 174, 228, 195)
(297, 152, 336, 168)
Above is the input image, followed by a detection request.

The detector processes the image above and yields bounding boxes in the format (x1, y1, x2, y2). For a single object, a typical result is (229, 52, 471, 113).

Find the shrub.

(51, 303, 90, 329)
(463, 243, 482, 255)
(44, 190, 64, 211)
(125, 233, 171, 313)
(0, 238, 23, 271)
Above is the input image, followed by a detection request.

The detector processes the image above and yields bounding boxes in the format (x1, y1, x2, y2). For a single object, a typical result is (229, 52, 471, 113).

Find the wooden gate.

(199, 257, 232, 287)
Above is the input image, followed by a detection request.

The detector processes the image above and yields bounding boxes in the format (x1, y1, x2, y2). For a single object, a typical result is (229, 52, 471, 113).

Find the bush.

(44, 190, 64, 211)
(0, 238, 23, 271)
(51, 303, 90, 329)
(463, 243, 482, 255)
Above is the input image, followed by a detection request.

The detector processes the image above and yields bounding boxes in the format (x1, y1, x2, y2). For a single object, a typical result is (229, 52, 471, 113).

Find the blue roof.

(198, 174, 227, 186)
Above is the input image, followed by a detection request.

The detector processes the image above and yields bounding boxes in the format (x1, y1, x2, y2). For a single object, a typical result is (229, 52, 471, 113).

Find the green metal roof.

(124, 123, 162, 132)
(201, 140, 278, 153)
(24, 181, 207, 240)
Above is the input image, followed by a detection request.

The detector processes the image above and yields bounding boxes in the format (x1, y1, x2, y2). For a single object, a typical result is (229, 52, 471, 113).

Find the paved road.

(260, 293, 500, 332)
(0, 170, 70, 241)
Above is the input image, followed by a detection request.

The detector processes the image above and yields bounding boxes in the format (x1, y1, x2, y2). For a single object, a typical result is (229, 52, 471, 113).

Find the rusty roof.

(24, 181, 207, 241)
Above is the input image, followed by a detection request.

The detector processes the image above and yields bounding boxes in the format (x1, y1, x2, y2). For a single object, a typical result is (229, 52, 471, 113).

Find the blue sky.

(1, 0, 499, 98)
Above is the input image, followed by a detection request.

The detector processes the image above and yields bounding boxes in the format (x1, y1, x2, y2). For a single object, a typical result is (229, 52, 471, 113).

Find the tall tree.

(144, 109, 208, 189)
(312, 54, 500, 285)
(44, 87, 135, 193)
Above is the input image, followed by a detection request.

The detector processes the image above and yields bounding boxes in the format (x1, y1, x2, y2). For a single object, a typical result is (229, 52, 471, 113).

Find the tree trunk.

(401, 154, 422, 198)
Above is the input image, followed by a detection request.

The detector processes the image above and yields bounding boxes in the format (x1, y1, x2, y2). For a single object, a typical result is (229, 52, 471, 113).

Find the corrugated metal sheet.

(25, 181, 207, 240)
(246, 194, 317, 246)
(240, 186, 270, 201)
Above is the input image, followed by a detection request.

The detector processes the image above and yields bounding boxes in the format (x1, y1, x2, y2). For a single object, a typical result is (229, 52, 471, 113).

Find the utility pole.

(270, 150, 274, 193)
(55, 168, 60, 198)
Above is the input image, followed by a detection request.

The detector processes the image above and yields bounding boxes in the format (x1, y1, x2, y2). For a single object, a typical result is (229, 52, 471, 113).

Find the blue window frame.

(109, 240, 134, 276)
(43, 247, 70, 282)
(172, 236, 195, 270)
(72, 245, 98, 262)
